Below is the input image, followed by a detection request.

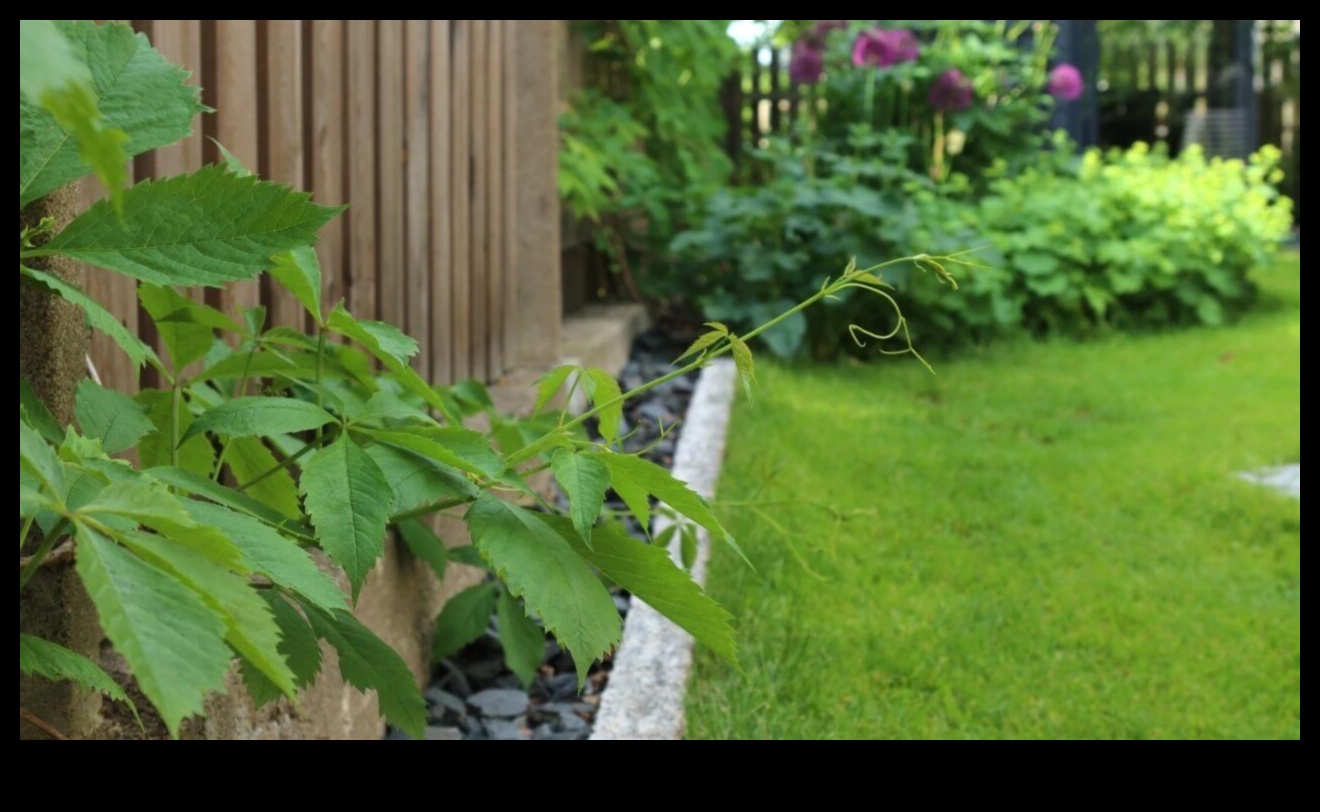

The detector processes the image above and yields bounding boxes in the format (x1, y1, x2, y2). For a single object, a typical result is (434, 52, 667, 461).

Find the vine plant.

(18, 20, 958, 739)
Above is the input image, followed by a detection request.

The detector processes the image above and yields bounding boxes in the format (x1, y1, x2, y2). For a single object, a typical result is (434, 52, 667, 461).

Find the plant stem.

(315, 328, 327, 440)
(212, 348, 259, 481)
(19, 516, 35, 553)
(170, 382, 182, 469)
(19, 518, 69, 590)
(390, 462, 553, 524)
(236, 437, 324, 493)
(19, 708, 68, 741)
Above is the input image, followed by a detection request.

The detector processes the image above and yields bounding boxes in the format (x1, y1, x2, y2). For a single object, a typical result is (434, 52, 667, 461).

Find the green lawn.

(688, 255, 1301, 740)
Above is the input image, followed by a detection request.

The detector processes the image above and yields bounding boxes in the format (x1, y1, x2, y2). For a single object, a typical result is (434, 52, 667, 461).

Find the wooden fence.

(82, 20, 562, 396)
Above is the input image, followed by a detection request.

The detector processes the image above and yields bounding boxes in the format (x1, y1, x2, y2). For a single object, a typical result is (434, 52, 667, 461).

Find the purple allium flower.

(789, 42, 825, 85)
(929, 68, 974, 111)
(1047, 63, 1085, 101)
(852, 27, 921, 69)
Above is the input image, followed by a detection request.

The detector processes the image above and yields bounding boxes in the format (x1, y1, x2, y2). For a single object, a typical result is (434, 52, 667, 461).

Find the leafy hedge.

(675, 141, 1294, 357)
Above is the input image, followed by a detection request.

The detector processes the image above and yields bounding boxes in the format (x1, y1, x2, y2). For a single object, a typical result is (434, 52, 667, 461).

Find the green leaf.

(39, 166, 343, 288)
(534, 365, 576, 413)
(584, 368, 625, 445)
(20, 20, 199, 208)
(301, 436, 393, 601)
(79, 481, 243, 564)
(75, 379, 154, 455)
(327, 305, 456, 420)
(136, 392, 215, 476)
(20, 266, 158, 369)
(729, 335, 756, 399)
(20, 378, 66, 445)
(609, 465, 652, 535)
(447, 546, 489, 570)
(212, 139, 253, 177)
(365, 443, 478, 514)
(149, 466, 287, 528)
(432, 583, 497, 662)
(183, 397, 335, 443)
(466, 494, 620, 682)
(183, 500, 347, 611)
(550, 518, 737, 667)
(397, 520, 448, 581)
(452, 379, 495, 415)
(19, 633, 139, 722)
(675, 329, 727, 364)
(595, 451, 747, 563)
(497, 590, 545, 690)
(117, 530, 297, 700)
(367, 427, 505, 481)
(300, 601, 427, 740)
(19, 20, 90, 102)
(74, 524, 231, 737)
(20, 20, 128, 210)
(269, 247, 324, 326)
(138, 285, 232, 371)
(20, 420, 64, 496)
(551, 450, 610, 546)
(268, 593, 323, 688)
(224, 437, 301, 520)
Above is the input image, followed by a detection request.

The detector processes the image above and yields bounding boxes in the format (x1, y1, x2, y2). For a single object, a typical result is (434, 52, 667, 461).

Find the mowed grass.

(688, 255, 1301, 740)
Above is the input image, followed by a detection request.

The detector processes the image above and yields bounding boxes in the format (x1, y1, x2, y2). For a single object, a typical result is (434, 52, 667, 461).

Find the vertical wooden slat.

(307, 20, 346, 316)
(260, 20, 305, 328)
(769, 47, 782, 133)
(346, 20, 378, 320)
(429, 20, 454, 385)
(486, 20, 505, 378)
(501, 21, 519, 373)
(450, 20, 472, 381)
(404, 20, 432, 378)
(469, 20, 490, 383)
(377, 21, 406, 336)
(151, 21, 205, 177)
(206, 20, 262, 320)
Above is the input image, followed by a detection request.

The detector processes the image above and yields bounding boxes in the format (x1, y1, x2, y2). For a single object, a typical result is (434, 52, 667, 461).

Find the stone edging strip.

(591, 359, 738, 741)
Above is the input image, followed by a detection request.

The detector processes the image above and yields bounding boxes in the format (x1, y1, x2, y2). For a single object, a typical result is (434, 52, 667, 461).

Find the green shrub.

(902, 143, 1294, 344)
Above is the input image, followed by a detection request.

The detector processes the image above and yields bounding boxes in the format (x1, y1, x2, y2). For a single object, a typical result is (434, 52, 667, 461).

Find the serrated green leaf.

(433, 583, 497, 662)
(75, 379, 154, 455)
(20, 378, 66, 445)
(584, 368, 625, 445)
(610, 469, 653, 537)
(135, 391, 213, 476)
(398, 520, 448, 581)
(534, 365, 576, 413)
(327, 305, 456, 421)
(595, 451, 747, 564)
(183, 500, 346, 611)
(466, 494, 620, 683)
(148, 466, 284, 526)
(19, 20, 90, 102)
(20, 20, 200, 208)
(38, 166, 342, 287)
(20, 419, 64, 496)
(548, 518, 737, 667)
(74, 524, 231, 738)
(300, 601, 426, 740)
(365, 443, 477, 515)
(19, 633, 139, 723)
(224, 437, 301, 520)
(447, 546, 489, 570)
(117, 529, 297, 700)
(452, 379, 495, 415)
(183, 397, 335, 443)
(79, 481, 243, 565)
(21, 266, 158, 369)
(268, 593, 323, 688)
(367, 427, 505, 481)
(193, 352, 304, 383)
(681, 524, 699, 571)
(729, 335, 756, 400)
(269, 246, 324, 326)
(212, 138, 253, 177)
(301, 436, 392, 601)
(138, 285, 233, 371)
(675, 330, 727, 364)
(497, 590, 545, 690)
(551, 450, 610, 546)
